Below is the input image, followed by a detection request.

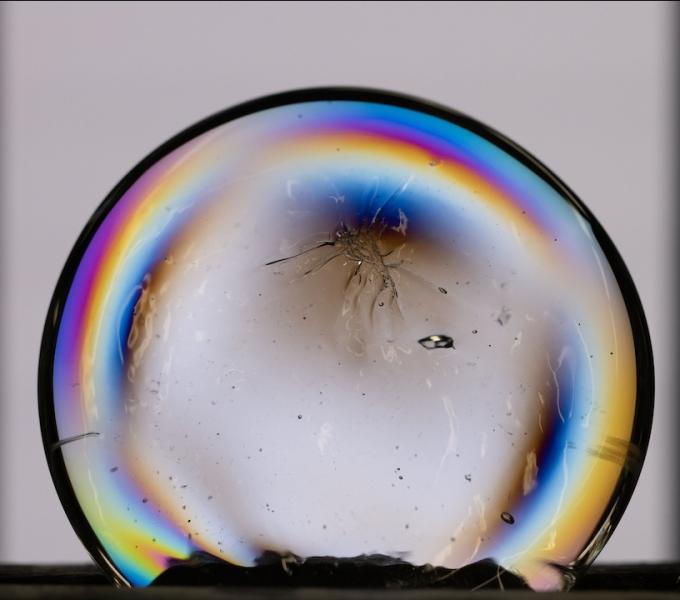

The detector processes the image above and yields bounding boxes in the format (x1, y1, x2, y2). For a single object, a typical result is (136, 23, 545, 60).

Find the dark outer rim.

(37, 86, 655, 588)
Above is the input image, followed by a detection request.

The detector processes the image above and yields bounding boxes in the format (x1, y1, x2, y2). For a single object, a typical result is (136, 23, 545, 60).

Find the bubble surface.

(40, 90, 653, 590)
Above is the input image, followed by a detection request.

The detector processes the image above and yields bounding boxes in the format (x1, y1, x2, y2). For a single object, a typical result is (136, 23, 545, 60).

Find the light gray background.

(1, 1, 674, 563)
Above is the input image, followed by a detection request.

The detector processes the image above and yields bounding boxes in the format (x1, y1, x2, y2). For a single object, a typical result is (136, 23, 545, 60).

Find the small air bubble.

(418, 335, 454, 350)
(501, 511, 515, 524)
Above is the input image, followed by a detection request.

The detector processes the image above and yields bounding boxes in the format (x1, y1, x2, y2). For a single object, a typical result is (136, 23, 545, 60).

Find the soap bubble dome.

(39, 89, 653, 591)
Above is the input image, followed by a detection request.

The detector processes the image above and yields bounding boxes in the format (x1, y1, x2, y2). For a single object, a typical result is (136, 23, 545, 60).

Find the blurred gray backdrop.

(1, 1, 675, 563)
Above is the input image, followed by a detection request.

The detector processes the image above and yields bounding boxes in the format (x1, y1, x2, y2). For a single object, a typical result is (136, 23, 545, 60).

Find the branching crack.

(266, 217, 406, 324)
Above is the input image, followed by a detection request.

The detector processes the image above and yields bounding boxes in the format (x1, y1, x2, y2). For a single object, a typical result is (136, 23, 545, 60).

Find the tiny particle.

(109, 466, 118, 473)
(464, 474, 472, 482)
(418, 335, 455, 350)
(398, 475, 404, 480)
(297, 414, 303, 420)
(472, 329, 478, 334)
(496, 306, 512, 326)
(438, 286, 448, 294)
(501, 511, 515, 525)
(142, 497, 148, 503)
(405, 523, 410, 529)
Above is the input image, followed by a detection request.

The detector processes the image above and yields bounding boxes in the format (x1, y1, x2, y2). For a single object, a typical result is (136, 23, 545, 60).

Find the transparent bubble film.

(41, 92, 652, 590)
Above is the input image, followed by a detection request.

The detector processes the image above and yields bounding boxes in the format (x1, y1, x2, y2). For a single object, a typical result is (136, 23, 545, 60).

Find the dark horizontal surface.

(0, 563, 678, 599)
(152, 555, 530, 589)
